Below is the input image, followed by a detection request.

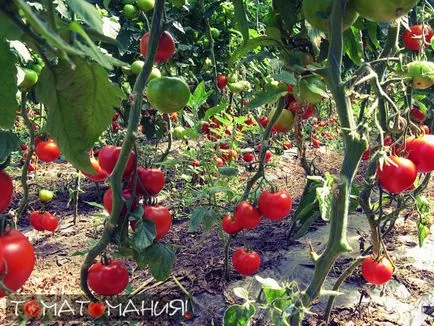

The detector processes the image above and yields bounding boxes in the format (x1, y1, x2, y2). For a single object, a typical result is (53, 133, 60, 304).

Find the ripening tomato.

(103, 188, 136, 215)
(0, 171, 13, 213)
(217, 74, 228, 89)
(35, 141, 60, 163)
(377, 156, 417, 193)
(259, 116, 269, 128)
(312, 139, 321, 148)
(283, 141, 292, 150)
(23, 299, 42, 318)
(140, 31, 175, 63)
(142, 205, 172, 240)
(98, 146, 135, 178)
(192, 159, 200, 167)
(264, 150, 272, 163)
(215, 157, 224, 167)
(87, 259, 129, 296)
(361, 256, 393, 285)
(222, 213, 242, 234)
(88, 302, 105, 318)
(288, 101, 303, 114)
(232, 248, 261, 275)
(0, 229, 36, 297)
(234, 201, 261, 230)
(410, 107, 425, 122)
(269, 108, 295, 133)
(405, 135, 434, 173)
(403, 25, 433, 51)
(243, 153, 255, 163)
(221, 149, 238, 163)
(133, 167, 165, 196)
(82, 157, 109, 182)
(258, 189, 292, 221)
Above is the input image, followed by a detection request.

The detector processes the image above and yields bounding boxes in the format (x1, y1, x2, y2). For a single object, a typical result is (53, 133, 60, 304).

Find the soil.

(0, 143, 433, 326)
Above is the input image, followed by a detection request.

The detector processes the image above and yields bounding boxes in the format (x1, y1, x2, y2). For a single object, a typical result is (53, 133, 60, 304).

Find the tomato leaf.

(133, 219, 156, 252)
(187, 81, 211, 111)
(233, 287, 250, 301)
(36, 56, 124, 173)
(272, 71, 297, 86)
(246, 88, 286, 109)
(223, 303, 255, 326)
(0, 13, 24, 40)
(344, 27, 363, 66)
(218, 166, 239, 177)
(230, 36, 282, 66)
(65, 0, 103, 33)
(143, 243, 175, 281)
(273, 0, 300, 32)
(204, 101, 228, 120)
(233, 0, 249, 43)
(188, 207, 208, 232)
(366, 21, 380, 49)
(0, 40, 19, 129)
(0, 130, 20, 163)
(416, 195, 432, 247)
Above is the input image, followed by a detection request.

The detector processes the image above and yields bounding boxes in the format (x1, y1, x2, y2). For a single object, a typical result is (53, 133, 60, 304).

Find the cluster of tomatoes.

(310, 117, 339, 148)
(222, 189, 293, 276)
(29, 210, 58, 232)
(402, 24, 433, 52)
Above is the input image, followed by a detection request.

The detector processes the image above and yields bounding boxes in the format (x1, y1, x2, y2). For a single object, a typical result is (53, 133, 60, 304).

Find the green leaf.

(218, 166, 239, 177)
(223, 303, 255, 326)
(143, 243, 175, 281)
(0, 40, 18, 129)
(233, 287, 250, 300)
(202, 186, 234, 196)
(366, 21, 380, 49)
(417, 219, 430, 247)
(273, 0, 300, 32)
(230, 37, 282, 66)
(233, 0, 249, 43)
(133, 219, 156, 252)
(36, 56, 124, 173)
(272, 71, 297, 85)
(16, 0, 85, 58)
(0, 12, 24, 40)
(305, 81, 329, 98)
(187, 81, 211, 111)
(188, 207, 208, 232)
(128, 205, 145, 220)
(0, 130, 20, 163)
(65, 0, 103, 32)
(344, 27, 363, 66)
(246, 88, 286, 109)
(205, 101, 229, 120)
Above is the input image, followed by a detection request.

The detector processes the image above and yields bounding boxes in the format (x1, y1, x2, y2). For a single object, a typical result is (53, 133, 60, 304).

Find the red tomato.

(24, 299, 42, 318)
(88, 302, 105, 318)
(312, 139, 321, 148)
(405, 135, 434, 173)
(20, 144, 28, 151)
(222, 213, 242, 234)
(140, 31, 175, 63)
(243, 153, 255, 163)
(35, 141, 60, 163)
(87, 259, 129, 296)
(215, 157, 224, 167)
(219, 143, 230, 150)
(264, 150, 272, 163)
(29, 211, 49, 231)
(234, 201, 261, 230)
(103, 188, 136, 215)
(383, 136, 393, 147)
(403, 25, 433, 51)
(258, 116, 269, 128)
(0, 229, 36, 297)
(377, 156, 417, 193)
(288, 101, 302, 114)
(361, 149, 370, 161)
(410, 107, 425, 122)
(0, 171, 13, 213)
(27, 163, 36, 172)
(421, 125, 430, 134)
(98, 146, 135, 178)
(192, 159, 200, 167)
(142, 205, 172, 240)
(302, 105, 315, 119)
(232, 248, 261, 275)
(361, 256, 393, 285)
(133, 167, 165, 196)
(42, 213, 58, 232)
(283, 142, 292, 150)
(258, 189, 292, 221)
(217, 74, 228, 89)
(82, 157, 109, 182)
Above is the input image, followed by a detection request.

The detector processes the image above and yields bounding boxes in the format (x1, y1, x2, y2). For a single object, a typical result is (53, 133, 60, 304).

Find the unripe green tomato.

(123, 4, 137, 18)
(131, 60, 144, 74)
(227, 73, 238, 83)
(227, 82, 244, 93)
(148, 67, 162, 82)
(210, 27, 220, 39)
(19, 68, 38, 90)
(39, 189, 54, 202)
(202, 38, 210, 47)
(30, 64, 43, 73)
(172, 126, 186, 138)
(146, 77, 191, 113)
(239, 80, 251, 92)
(136, 0, 154, 11)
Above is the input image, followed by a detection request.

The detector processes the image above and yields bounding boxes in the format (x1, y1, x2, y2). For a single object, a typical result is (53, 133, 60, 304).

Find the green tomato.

(210, 27, 220, 39)
(302, 0, 358, 33)
(39, 189, 54, 203)
(406, 61, 434, 89)
(123, 4, 137, 18)
(30, 63, 43, 73)
(136, 0, 154, 11)
(202, 38, 210, 47)
(172, 126, 186, 138)
(269, 108, 295, 133)
(354, 0, 418, 23)
(294, 77, 326, 105)
(131, 60, 144, 74)
(19, 68, 38, 90)
(227, 82, 244, 93)
(239, 80, 251, 92)
(146, 77, 191, 113)
(148, 67, 162, 81)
